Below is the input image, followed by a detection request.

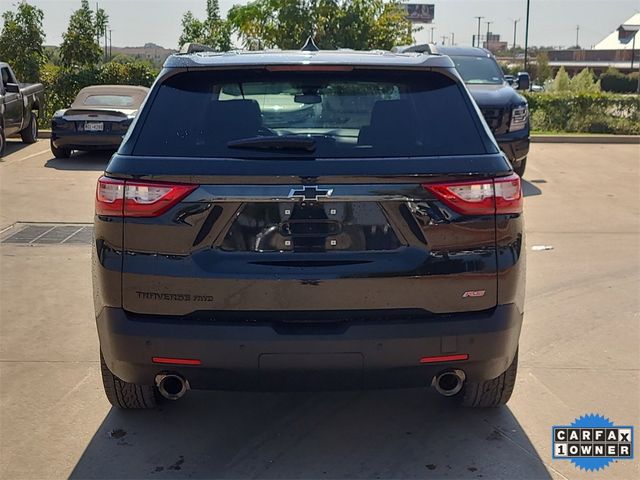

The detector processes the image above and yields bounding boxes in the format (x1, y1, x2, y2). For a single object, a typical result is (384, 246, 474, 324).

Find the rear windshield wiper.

(227, 135, 316, 152)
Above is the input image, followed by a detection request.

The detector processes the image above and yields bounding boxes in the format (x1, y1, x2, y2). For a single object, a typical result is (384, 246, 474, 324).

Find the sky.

(1, 0, 638, 50)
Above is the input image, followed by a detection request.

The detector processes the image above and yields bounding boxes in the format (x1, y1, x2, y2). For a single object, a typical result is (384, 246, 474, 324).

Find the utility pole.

(575, 25, 580, 48)
(524, 0, 531, 69)
(512, 18, 520, 59)
(485, 21, 493, 49)
(474, 16, 484, 48)
(632, 31, 636, 69)
(109, 29, 112, 61)
(430, 26, 435, 43)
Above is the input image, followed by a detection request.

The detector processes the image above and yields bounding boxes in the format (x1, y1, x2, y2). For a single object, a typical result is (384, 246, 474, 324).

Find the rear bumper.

(97, 304, 523, 391)
(51, 132, 124, 150)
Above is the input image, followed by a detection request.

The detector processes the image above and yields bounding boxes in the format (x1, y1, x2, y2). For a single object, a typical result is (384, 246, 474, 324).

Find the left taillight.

(422, 173, 522, 216)
(95, 176, 197, 217)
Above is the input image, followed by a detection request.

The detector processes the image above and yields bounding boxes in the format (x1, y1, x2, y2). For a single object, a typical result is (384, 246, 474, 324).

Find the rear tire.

(20, 112, 38, 144)
(50, 140, 71, 159)
(460, 349, 518, 407)
(100, 352, 158, 409)
(513, 157, 527, 178)
(0, 127, 5, 157)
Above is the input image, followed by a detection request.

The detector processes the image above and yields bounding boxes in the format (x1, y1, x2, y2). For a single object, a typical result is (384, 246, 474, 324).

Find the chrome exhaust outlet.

(155, 374, 189, 400)
(432, 369, 466, 397)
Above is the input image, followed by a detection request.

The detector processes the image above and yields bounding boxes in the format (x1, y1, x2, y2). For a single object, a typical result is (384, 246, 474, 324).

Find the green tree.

(570, 68, 600, 92)
(534, 51, 551, 84)
(550, 66, 571, 92)
(59, 0, 103, 67)
(0, 1, 45, 82)
(179, 0, 232, 51)
(228, 0, 412, 50)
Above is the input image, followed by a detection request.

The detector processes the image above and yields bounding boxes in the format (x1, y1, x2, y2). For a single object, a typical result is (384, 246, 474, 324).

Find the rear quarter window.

(132, 69, 491, 158)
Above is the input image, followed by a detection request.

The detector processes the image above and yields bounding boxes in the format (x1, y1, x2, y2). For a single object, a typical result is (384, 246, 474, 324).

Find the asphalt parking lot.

(0, 139, 638, 480)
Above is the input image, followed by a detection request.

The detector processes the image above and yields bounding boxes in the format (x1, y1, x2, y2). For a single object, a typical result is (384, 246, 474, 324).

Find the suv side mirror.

(516, 72, 530, 91)
(5, 83, 20, 94)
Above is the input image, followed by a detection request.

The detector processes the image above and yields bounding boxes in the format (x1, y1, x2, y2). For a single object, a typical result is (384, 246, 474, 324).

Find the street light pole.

(524, 0, 531, 69)
(474, 16, 484, 48)
(451, 32, 455, 46)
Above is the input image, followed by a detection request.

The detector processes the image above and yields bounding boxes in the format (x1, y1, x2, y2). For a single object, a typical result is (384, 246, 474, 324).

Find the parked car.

(50, 85, 149, 158)
(93, 48, 525, 409)
(394, 45, 530, 177)
(0, 62, 44, 157)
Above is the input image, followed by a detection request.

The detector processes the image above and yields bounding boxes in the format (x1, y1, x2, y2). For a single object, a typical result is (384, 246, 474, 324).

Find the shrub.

(570, 68, 600, 93)
(549, 66, 571, 92)
(600, 68, 639, 93)
(525, 91, 640, 135)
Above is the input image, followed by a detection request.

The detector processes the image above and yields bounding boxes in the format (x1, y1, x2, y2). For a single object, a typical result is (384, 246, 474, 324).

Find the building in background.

(483, 33, 508, 53)
(547, 13, 639, 75)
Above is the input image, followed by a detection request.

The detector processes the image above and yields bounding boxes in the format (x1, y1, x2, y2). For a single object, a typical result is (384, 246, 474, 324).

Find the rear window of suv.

(132, 69, 490, 158)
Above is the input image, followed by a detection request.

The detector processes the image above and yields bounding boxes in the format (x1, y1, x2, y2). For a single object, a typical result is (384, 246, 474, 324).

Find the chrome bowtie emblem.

(288, 186, 334, 201)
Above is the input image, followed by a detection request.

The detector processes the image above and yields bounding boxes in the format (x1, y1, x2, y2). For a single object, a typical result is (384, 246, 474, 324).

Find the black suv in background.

(396, 45, 530, 177)
(93, 49, 525, 409)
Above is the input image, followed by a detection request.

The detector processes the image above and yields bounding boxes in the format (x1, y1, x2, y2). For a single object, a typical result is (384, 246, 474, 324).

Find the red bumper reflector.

(419, 354, 469, 364)
(152, 357, 202, 366)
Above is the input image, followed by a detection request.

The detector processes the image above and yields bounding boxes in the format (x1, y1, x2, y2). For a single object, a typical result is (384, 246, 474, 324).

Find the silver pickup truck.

(0, 62, 44, 156)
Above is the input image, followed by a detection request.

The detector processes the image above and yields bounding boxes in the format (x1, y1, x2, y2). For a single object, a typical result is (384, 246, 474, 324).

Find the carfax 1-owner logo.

(552, 414, 634, 471)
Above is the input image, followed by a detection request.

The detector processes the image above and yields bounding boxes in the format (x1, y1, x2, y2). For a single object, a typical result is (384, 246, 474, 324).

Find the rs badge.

(463, 290, 486, 298)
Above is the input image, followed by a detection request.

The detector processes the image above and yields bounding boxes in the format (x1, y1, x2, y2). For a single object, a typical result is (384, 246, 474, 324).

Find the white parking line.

(27, 225, 57, 244)
(1, 145, 50, 165)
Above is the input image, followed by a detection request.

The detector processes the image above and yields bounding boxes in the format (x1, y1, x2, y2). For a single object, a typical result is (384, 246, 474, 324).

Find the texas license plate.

(84, 122, 104, 132)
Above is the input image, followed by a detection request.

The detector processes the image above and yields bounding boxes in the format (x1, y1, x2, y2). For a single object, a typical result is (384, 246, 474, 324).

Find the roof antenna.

(301, 36, 319, 52)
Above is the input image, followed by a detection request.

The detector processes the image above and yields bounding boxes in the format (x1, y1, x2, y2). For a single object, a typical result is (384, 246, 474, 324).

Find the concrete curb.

(531, 134, 640, 144)
(37, 130, 639, 144)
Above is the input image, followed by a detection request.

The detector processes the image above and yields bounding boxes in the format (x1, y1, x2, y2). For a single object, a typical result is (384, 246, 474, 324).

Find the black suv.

(396, 45, 530, 176)
(93, 49, 525, 409)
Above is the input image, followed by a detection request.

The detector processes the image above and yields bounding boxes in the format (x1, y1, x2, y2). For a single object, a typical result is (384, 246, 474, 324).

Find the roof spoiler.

(179, 42, 216, 54)
(393, 43, 435, 54)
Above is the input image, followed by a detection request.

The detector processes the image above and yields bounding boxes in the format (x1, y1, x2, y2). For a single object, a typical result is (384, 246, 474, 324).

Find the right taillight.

(95, 176, 197, 217)
(422, 173, 522, 215)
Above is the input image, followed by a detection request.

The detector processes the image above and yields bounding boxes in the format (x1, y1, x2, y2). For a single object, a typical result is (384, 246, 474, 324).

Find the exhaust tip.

(155, 374, 189, 400)
(432, 369, 465, 397)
